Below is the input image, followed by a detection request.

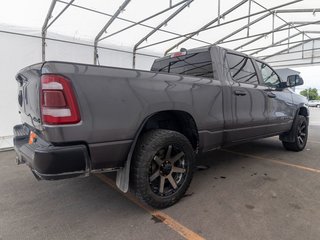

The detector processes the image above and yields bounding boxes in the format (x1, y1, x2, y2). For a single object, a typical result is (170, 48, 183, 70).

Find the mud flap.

(116, 158, 130, 192)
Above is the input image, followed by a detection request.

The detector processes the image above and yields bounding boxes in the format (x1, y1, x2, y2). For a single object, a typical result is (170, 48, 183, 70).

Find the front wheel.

(317, 104, 320, 108)
(132, 129, 195, 209)
(282, 115, 308, 151)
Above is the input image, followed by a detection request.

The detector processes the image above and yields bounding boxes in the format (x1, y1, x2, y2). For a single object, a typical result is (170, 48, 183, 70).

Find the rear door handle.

(266, 92, 276, 98)
(234, 90, 247, 96)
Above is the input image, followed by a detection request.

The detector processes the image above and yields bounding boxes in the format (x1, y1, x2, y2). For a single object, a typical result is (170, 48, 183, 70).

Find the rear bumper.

(13, 125, 89, 180)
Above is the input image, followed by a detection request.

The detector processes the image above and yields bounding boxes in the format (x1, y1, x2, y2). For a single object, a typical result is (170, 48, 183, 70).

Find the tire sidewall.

(294, 116, 308, 150)
(133, 130, 195, 208)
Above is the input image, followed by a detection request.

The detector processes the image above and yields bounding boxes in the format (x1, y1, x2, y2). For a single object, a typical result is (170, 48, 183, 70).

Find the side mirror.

(287, 75, 304, 87)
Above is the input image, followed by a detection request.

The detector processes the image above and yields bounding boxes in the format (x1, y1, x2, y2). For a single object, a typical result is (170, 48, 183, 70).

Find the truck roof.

(154, 45, 265, 65)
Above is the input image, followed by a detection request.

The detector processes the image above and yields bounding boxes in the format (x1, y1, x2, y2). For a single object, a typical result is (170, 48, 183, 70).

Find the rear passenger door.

(254, 61, 295, 134)
(224, 52, 269, 142)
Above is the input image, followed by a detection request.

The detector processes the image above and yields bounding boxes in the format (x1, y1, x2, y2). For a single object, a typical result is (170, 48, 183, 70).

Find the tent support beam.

(247, 0, 252, 37)
(94, 0, 131, 65)
(164, 0, 249, 55)
(302, 33, 305, 58)
(138, 0, 301, 53)
(234, 21, 320, 51)
(141, 17, 316, 52)
(42, 0, 74, 61)
(98, 0, 209, 45)
(272, 12, 275, 44)
(42, 0, 57, 62)
(132, 0, 193, 68)
(240, 32, 320, 53)
(219, 21, 320, 45)
(266, 54, 320, 65)
(213, 12, 272, 45)
(261, 39, 314, 60)
(250, 32, 301, 55)
(256, 44, 320, 58)
(235, 23, 287, 51)
(252, 0, 312, 41)
(57, 0, 207, 46)
(312, 40, 315, 63)
(218, 0, 221, 24)
(271, 61, 320, 68)
(164, 0, 301, 55)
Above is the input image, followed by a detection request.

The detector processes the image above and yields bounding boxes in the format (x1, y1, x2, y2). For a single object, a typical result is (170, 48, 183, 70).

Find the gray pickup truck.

(14, 45, 308, 208)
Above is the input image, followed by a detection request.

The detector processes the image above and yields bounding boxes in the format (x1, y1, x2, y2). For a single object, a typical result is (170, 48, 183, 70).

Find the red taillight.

(41, 75, 80, 125)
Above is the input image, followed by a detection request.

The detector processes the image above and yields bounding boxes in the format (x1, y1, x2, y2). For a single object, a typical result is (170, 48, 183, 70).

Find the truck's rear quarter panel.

(18, 61, 223, 170)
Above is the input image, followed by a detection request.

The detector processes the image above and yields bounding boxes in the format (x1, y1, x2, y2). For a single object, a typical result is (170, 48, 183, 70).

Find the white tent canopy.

(1, 0, 320, 148)
(2, 0, 320, 65)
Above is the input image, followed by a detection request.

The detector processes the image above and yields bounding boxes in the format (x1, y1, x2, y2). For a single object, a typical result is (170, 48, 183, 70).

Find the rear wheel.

(132, 129, 195, 209)
(317, 104, 320, 108)
(282, 115, 308, 151)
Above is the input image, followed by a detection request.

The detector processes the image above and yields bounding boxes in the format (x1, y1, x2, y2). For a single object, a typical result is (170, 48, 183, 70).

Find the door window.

(226, 53, 258, 85)
(256, 61, 281, 88)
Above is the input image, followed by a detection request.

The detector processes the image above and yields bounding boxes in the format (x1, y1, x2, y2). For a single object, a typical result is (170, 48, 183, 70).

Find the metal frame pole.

(98, 0, 209, 45)
(42, 0, 74, 62)
(94, 0, 131, 65)
(312, 40, 315, 64)
(302, 32, 305, 58)
(217, 21, 320, 45)
(218, 0, 221, 25)
(43, 0, 75, 32)
(42, 0, 57, 62)
(270, 62, 320, 68)
(57, 0, 206, 46)
(247, 0, 252, 37)
(252, 0, 312, 41)
(249, 32, 301, 55)
(255, 42, 320, 58)
(164, 0, 249, 55)
(214, 12, 272, 45)
(272, 12, 275, 44)
(266, 55, 320, 65)
(146, 0, 301, 54)
(240, 33, 320, 53)
(234, 21, 320, 51)
(235, 23, 287, 50)
(133, 0, 193, 68)
(276, 8, 320, 13)
(261, 39, 314, 60)
(140, 19, 316, 52)
(288, 24, 291, 52)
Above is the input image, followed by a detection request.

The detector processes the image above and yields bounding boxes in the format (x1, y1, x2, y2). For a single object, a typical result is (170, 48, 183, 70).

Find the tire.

(132, 129, 195, 209)
(317, 104, 320, 108)
(282, 115, 308, 152)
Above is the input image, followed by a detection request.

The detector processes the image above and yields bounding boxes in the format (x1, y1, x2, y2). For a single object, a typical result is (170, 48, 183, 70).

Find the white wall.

(0, 27, 160, 149)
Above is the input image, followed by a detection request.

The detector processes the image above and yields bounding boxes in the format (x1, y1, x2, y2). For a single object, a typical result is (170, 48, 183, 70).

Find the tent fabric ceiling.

(1, 0, 320, 67)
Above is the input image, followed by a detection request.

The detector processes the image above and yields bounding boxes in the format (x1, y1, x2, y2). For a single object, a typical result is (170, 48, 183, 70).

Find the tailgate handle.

(267, 92, 276, 98)
(234, 90, 247, 96)
(15, 73, 26, 86)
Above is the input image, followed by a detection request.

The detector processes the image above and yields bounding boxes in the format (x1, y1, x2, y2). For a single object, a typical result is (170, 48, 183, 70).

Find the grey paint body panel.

(15, 46, 308, 171)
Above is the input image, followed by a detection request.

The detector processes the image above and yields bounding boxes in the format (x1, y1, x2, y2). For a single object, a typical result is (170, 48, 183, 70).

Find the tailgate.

(16, 63, 43, 130)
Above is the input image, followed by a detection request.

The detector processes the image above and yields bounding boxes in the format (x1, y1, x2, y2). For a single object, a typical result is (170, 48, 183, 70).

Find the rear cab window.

(151, 51, 217, 79)
(225, 52, 259, 85)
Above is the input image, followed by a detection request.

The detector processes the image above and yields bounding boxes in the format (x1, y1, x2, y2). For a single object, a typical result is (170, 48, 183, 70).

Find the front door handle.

(266, 92, 276, 98)
(234, 90, 247, 96)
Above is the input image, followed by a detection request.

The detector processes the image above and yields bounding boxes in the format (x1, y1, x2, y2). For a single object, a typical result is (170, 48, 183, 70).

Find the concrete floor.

(1, 108, 320, 240)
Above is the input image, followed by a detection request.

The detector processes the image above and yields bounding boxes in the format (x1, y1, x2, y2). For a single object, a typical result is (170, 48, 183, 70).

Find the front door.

(254, 61, 295, 134)
(224, 52, 269, 142)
